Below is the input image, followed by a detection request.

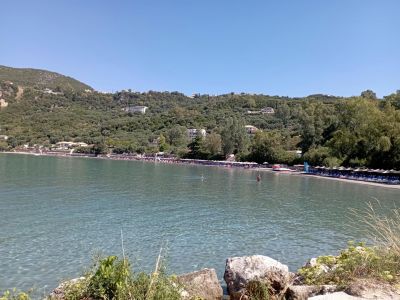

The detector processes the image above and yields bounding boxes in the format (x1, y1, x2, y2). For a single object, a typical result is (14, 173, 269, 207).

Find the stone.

(49, 277, 85, 299)
(224, 255, 292, 300)
(305, 258, 318, 268)
(309, 292, 362, 299)
(0, 99, 8, 108)
(286, 285, 337, 300)
(345, 279, 400, 300)
(177, 268, 223, 300)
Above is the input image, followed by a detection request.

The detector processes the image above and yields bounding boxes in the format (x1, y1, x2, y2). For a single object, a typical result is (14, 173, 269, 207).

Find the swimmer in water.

(256, 174, 261, 182)
(201, 174, 205, 182)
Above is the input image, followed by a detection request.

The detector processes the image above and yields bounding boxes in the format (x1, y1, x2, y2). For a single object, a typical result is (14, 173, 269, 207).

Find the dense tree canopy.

(1, 81, 400, 169)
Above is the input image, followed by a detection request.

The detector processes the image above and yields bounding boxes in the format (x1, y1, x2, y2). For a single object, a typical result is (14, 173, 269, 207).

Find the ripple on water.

(1, 154, 400, 292)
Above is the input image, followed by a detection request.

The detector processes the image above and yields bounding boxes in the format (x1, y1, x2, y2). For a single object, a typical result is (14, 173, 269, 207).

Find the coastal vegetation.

(1, 66, 400, 170)
(298, 242, 399, 286)
(299, 202, 400, 287)
(1, 256, 181, 300)
(0, 289, 30, 300)
(57, 256, 181, 300)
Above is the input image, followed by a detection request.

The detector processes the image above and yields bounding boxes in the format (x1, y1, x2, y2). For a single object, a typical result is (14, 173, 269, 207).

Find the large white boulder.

(224, 255, 292, 300)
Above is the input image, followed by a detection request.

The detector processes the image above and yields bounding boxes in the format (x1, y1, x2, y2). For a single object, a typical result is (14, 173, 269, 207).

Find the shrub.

(86, 256, 132, 299)
(62, 255, 181, 300)
(0, 141, 9, 151)
(298, 242, 399, 286)
(322, 156, 342, 168)
(303, 147, 332, 166)
(0, 289, 30, 300)
(245, 280, 270, 300)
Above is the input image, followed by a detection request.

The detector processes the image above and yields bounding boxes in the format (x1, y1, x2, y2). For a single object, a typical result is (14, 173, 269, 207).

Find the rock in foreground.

(49, 277, 85, 299)
(308, 292, 362, 299)
(345, 279, 400, 300)
(177, 268, 223, 300)
(224, 255, 292, 300)
(286, 284, 337, 300)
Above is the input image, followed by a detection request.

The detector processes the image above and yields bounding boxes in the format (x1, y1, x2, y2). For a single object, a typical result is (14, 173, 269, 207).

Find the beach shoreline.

(2, 151, 400, 189)
(300, 173, 400, 189)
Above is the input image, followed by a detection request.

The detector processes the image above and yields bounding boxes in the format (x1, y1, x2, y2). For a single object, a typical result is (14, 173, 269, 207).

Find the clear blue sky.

(2, 0, 399, 97)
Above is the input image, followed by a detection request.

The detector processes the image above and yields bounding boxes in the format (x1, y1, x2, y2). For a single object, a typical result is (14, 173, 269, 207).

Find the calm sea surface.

(1, 153, 400, 292)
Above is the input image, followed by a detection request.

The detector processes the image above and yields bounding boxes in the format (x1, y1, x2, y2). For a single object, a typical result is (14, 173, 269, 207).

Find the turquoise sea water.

(1, 153, 399, 293)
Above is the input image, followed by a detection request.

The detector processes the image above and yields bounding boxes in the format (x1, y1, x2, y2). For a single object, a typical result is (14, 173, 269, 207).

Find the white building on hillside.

(187, 128, 206, 140)
(55, 141, 75, 150)
(43, 88, 62, 95)
(55, 141, 88, 150)
(261, 107, 275, 114)
(123, 106, 148, 114)
(245, 125, 259, 135)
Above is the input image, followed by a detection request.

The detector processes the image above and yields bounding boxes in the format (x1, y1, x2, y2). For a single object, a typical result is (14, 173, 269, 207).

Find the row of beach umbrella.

(313, 166, 400, 174)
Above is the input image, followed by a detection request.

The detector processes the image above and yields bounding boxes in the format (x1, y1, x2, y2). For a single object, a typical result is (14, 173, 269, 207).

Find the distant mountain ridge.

(0, 65, 92, 91)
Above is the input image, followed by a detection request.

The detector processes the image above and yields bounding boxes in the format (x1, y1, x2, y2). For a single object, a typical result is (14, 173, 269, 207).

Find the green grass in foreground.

(57, 255, 181, 300)
(0, 289, 30, 300)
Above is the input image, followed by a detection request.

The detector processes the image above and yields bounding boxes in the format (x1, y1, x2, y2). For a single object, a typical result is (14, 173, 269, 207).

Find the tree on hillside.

(384, 91, 400, 109)
(166, 126, 188, 148)
(323, 98, 400, 168)
(203, 132, 222, 157)
(220, 117, 249, 157)
(247, 131, 293, 164)
(158, 134, 168, 152)
(298, 102, 337, 152)
(187, 135, 204, 158)
(361, 90, 377, 100)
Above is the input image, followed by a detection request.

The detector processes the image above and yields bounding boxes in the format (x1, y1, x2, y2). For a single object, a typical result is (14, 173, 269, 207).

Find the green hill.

(0, 65, 399, 169)
(0, 65, 92, 91)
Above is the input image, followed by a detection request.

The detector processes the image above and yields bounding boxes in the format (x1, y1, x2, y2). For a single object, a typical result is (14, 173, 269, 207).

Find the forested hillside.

(1, 66, 400, 169)
(0, 65, 92, 91)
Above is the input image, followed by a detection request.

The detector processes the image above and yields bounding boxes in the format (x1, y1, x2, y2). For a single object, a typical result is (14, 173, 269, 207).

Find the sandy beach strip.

(299, 173, 400, 189)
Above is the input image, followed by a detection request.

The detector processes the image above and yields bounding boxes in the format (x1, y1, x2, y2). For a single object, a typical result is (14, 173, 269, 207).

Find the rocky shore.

(49, 254, 400, 300)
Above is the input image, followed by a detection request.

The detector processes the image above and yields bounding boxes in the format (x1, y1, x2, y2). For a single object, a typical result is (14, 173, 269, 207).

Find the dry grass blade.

(352, 201, 400, 257)
(145, 246, 163, 300)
